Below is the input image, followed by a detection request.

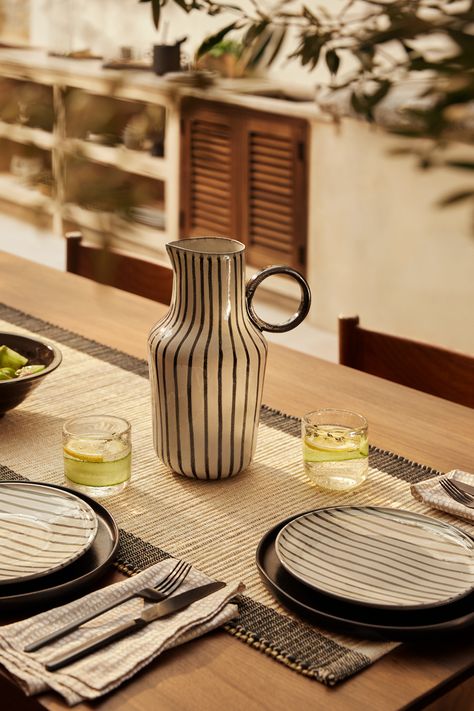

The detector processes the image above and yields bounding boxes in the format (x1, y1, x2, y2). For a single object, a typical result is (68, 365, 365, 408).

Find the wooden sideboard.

(180, 98, 308, 272)
(0, 48, 311, 279)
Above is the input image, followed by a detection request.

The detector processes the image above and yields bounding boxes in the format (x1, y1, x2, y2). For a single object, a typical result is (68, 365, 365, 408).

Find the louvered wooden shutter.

(180, 103, 237, 239)
(180, 101, 307, 271)
(242, 116, 307, 271)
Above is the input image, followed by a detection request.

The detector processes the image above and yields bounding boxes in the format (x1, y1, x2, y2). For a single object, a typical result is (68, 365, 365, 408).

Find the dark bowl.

(0, 332, 62, 415)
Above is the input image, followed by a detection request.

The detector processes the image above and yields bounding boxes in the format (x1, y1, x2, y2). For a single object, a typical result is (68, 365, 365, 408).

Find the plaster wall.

(307, 119, 474, 354)
(0, 0, 30, 44)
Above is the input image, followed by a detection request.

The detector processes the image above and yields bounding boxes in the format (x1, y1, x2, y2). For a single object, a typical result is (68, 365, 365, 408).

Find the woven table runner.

(1, 303, 472, 687)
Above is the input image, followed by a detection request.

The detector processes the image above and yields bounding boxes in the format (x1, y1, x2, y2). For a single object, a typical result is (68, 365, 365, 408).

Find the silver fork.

(25, 559, 192, 653)
(439, 479, 474, 509)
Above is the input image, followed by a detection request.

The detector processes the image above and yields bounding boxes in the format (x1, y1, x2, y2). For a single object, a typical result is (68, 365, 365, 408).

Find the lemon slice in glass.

(63, 438, 106, 462)
(102, 439, 129, 461)
(304, 427, 367, 462)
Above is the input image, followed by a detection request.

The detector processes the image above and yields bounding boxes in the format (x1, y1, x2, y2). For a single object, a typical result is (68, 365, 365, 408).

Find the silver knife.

(45, 581, 226, 672)
(451, 476, 474, 497)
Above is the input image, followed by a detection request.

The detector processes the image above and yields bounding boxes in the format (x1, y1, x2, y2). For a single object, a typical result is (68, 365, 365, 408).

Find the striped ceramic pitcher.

(148, 238, 311, 479)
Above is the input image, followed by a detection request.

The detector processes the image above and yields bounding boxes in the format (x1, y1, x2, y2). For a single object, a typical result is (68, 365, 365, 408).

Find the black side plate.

(256, 511, 474, 641)
(0, 481, 119, 611)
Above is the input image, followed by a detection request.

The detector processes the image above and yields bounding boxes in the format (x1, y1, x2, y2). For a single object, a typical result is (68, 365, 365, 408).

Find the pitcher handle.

(245, 266, 311, 333)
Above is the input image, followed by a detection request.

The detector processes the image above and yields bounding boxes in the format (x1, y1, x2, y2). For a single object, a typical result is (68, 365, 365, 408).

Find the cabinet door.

(241, 115, 307, 272)
(180, 101, 239, 239)
(180, 100, 308, 272)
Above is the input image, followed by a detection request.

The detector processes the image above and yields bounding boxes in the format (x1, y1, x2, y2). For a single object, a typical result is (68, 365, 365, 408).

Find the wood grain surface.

(0, 251, 473, 711)
(338, 315, 474, 408)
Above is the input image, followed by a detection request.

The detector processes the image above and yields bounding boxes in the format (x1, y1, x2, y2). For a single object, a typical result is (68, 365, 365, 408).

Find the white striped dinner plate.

(275, 507, 474, 609)
(0, 482, 98, 585)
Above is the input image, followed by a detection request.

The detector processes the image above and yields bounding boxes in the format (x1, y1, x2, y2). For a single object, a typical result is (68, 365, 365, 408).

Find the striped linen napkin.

(411, 470, 474, 523)
(0, 558, 243, 706)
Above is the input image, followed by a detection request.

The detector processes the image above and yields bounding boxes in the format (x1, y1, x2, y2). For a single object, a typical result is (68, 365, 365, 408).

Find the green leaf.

(408, 56, 433, 72)
(247, 29, 274, 68)
(266, 25, 287, 67)
(243, 20, 269, 48)
(355, 45, 375, 70)
(350, 91, 366, 115)
(325, 49, 340, 76)
(367, 79, 391, 107)
(197, 22, 239, 58)
(174, 0, 191, 10)
(152, 0, 161, 29)
(445, 161, 474, 171)
(389, 146, 416, 156)
(399, 40, 415, 57)
(365, 16, 431, 47)
(446, 28, 474, 53)
(350, 81, 391, 122)
(302, 5, 318, 24)
(438, 190, 474, 207)
(299, 35, 325, 68)
(350, 91, 374, 121)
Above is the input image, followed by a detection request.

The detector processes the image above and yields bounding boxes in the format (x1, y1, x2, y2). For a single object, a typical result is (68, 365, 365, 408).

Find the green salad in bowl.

(0, 344, 46, 380)
(0, 333, 62, 415)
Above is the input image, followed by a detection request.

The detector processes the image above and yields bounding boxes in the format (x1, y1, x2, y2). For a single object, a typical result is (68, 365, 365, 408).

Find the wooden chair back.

(339, 316, 474, 408)
(66, 232, 173, 305)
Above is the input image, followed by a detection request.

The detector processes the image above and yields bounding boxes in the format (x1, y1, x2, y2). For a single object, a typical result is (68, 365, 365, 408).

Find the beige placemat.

(1, 304, 472, 685)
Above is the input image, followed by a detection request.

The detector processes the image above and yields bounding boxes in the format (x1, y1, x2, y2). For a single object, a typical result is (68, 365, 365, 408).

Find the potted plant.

(197, 39, 245, 78)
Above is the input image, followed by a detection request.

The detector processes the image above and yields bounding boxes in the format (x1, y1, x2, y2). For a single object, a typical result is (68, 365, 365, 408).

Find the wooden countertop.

(0, 47, 323, 120)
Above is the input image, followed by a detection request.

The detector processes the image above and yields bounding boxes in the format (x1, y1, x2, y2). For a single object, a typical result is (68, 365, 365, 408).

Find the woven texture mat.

(1, 303, 472, 686)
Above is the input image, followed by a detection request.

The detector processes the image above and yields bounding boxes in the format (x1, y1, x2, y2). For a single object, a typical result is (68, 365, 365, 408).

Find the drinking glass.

(302, 409, 368, 491)
(63, 415, 131, 498)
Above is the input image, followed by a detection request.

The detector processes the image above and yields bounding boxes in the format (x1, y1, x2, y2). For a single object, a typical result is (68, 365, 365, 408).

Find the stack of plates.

(257, 506, 474, 640)
(0, 482, 118, 610)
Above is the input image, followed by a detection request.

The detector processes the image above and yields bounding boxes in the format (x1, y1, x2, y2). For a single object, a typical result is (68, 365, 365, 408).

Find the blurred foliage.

(141, 0, 474, 212)
(141, 0, 474, 138)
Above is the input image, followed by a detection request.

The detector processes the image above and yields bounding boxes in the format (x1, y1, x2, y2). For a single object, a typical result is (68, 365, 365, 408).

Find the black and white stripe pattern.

(276, 507, 474, 608)
(0, 483, 97, 583)
(148, 238, 267, 479)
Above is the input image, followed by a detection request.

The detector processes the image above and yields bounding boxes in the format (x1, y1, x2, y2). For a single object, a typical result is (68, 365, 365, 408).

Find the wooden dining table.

(0, 250, 473, 711)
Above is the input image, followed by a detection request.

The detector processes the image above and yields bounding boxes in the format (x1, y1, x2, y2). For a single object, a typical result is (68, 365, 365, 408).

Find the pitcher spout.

(166, 237, 245, 258)
(165, 237, 248, 322)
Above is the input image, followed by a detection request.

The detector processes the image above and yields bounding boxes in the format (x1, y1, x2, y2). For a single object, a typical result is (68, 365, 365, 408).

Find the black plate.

(0, 482, 119, 611)
(256, 511, 474, 641)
